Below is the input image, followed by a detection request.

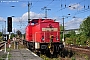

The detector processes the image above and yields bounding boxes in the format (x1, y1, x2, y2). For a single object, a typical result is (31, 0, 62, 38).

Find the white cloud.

(21, 3, 27, 7)
(13, 11, 45, 22)
(0, 17, 5, 21)
(53, 17, 84, 30)
(12, 28, 17, 33)
(52, 17, 63, 24)
(12, 11, 45, 33)
(0, 12, 84, 33)
(68, 3, 83, 10)
(22, 12, 45, 19)
(12, 17, 22, 22)
(65, 18, 83, 30)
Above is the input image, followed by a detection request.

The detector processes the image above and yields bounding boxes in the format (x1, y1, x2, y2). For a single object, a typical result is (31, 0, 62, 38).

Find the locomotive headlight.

(56, 36, 59, 40)
(41, 36, 44, 41)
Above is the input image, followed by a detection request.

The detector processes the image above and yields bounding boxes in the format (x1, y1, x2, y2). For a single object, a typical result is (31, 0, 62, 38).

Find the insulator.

(61, 4, 62, 8)
(69, 6, 71, 7)
(88, 5, 89, 9)
(65, 4, 66, 8)
(31, 2, 32, 5)
(68, 14, 70, 15)
(73, 7, 76, 9)
(84, 5, 85, 9)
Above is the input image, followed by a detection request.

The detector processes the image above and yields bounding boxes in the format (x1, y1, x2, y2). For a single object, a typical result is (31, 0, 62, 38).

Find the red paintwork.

(25, 18, 60, 43)
(25, 24, 32, 42)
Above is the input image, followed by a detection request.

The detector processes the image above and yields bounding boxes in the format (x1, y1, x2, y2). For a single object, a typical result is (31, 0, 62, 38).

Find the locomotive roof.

(31, 18, 54, 23)
(31, 19, 44, 23)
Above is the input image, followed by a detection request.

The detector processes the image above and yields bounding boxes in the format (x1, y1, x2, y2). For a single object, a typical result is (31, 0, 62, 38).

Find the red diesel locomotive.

(24, 18, 64, 55)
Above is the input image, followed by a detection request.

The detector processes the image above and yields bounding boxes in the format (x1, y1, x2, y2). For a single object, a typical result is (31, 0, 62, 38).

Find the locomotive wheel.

(53, 52, 59, 58)
(59, 49, 65, 58)
(36, 51, 40, 56)
(45, 50, 51, 57)
(50, 52, 59, 58)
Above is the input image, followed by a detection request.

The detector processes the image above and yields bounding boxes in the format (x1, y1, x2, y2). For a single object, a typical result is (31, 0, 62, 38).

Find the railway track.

(11, 39, 90, 59)
(65, 45, 90, 55)
(8, 40, 90, 60)
(37, 45, 90, 60)
(0, 41, 6, 50)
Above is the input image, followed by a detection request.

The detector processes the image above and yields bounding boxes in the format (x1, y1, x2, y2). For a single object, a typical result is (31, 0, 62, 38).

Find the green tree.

(65, 30, 76, 45)
(16, 30, 22, 38)
(0, 32, 2, 37)
(10, 33, 15, 39)
(69, 30, 76, 45)
(60, 25, 63, 41)
(80, 16, 90, 46)
(16, 30, 22, 35)
(80, 16, 90, 37)
(76, 34, 87, 45)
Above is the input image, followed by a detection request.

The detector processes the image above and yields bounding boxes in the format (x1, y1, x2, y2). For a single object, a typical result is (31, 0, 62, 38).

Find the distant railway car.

(24, 18, 64, 56)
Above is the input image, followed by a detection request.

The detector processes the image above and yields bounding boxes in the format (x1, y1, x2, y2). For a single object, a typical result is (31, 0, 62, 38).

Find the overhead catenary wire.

(52, 0, 89, 19)
(68, 0, 90, 18)
(55, 0, 86, 13)
(0, 0, 89, 19)
(74, 8, 90, 16)
(37, 0, 55, 18)
(46, 0, 54, 7)
(0, 0, 90, 32)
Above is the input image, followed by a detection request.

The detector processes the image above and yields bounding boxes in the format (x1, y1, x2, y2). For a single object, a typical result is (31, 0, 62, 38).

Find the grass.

(40, 51, 90, 60)
(0, 54, 7, 60)
(71, 57, 76, 60)
(8, 54, 12, 60)
(40, 54, 64, 60)
(73, 52, 89, 60)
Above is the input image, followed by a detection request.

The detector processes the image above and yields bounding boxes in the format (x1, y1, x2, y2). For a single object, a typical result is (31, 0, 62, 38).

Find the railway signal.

(7, 17, 12, 32)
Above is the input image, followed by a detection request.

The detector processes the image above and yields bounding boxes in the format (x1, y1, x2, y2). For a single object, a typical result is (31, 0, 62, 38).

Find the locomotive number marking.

(42, 28, 58, 31)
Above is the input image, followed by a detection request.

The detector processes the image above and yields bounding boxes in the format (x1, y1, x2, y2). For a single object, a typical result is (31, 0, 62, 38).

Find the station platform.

(10, 49, 43, 60)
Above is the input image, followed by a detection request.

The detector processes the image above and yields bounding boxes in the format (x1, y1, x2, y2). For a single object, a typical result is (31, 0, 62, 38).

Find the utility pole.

(14, 28, 15, 49)
(42, 7, 51, 18)
(62, 17, 66, 47)
(28, 1, 32, 23)
(4, 21, 6, 53)
(62, 14, 70, 42)
(62, 18, 64, 42)
(2, 25, 3, 39)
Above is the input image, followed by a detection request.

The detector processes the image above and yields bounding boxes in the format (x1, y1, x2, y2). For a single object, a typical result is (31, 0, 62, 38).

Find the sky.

(0, 0, 90, 34)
